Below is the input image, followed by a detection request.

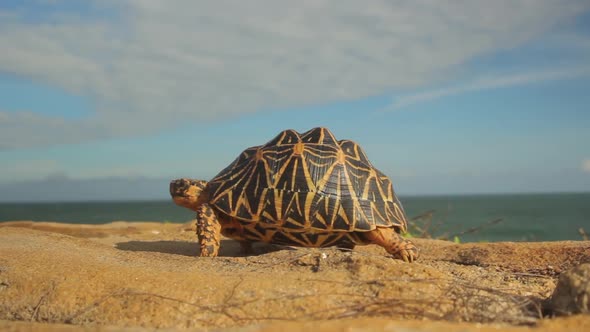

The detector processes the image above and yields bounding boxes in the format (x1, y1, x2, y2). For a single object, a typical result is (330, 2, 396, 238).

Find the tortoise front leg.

(365, 227, 419, 263)
(196, 204, 221, 257)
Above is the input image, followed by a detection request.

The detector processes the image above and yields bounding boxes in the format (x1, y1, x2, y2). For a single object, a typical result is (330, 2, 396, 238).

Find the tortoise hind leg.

(196, 204, 221, 257)
(365, 228, 418, 262)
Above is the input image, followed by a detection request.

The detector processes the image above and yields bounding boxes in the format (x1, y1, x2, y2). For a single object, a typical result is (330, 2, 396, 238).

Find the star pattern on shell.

(206, 127, 408, 238)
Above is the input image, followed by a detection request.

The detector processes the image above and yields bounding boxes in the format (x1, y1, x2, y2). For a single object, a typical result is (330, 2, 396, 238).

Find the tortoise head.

(170, 178, 209, 211)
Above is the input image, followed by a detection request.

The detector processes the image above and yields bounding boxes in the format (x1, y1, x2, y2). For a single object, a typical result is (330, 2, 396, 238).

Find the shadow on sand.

(115, 239, 283, 257)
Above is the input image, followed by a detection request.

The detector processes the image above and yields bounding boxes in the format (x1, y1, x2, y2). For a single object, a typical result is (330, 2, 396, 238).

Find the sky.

(0, 0, 589, 201)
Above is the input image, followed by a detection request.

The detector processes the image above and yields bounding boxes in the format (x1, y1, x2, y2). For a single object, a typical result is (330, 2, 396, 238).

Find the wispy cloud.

(383, 66, 590, 111)
(0, 0, 589, 148)
(0, 158, 60, 181)
(0, 111, 107, 149)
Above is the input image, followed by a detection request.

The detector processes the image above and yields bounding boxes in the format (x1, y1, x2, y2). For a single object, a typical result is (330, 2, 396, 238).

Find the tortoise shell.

(206, 127, 407, 234)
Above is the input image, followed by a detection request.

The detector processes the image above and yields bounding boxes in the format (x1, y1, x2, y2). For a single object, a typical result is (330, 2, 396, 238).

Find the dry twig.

(579, 227, 589, 241)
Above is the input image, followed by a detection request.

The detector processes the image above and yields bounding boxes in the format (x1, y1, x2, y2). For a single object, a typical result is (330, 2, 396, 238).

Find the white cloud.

(384, 66, 590, 110)
(0, 0, 589, 147)
(582, 159, 590, 173)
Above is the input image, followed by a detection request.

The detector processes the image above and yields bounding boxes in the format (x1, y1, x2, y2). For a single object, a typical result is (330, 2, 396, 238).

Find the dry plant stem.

(579, 227, 589, 241)
(453, 218, 503, 238)
(408, 209, 505, 240)
(409, 210, 436, 238)
(54, 252, 542, 326)
(31, 282, 55, 322)
(441, 218, 503, 241)
(100, 266, 539, 324)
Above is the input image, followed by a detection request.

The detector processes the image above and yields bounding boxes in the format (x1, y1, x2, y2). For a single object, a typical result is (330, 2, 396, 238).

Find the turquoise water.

(1, 193, 589, 242)
(400, 193, 590, 242)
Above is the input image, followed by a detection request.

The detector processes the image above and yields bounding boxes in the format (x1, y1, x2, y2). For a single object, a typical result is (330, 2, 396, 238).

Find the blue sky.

(1, 0, 590, 201)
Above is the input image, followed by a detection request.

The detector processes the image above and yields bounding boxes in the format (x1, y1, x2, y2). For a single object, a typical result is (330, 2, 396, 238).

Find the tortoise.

(170, 127, 418, 262)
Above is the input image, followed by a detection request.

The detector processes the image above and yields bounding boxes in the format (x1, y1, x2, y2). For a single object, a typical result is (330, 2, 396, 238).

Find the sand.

(0, 220, 589, 331)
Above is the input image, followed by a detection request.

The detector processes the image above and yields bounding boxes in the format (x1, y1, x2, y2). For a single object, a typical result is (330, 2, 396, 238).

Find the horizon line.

(1, 190, 588, 204)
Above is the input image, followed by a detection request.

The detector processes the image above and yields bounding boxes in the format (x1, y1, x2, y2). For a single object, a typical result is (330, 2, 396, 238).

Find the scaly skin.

(196, 204, 221, 257)
(364, 227, 419, 263)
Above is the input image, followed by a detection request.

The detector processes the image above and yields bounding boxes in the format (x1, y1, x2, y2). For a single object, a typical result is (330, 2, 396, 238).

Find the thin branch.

(441, 218, 503, 240)
(579, 227, 589, 241)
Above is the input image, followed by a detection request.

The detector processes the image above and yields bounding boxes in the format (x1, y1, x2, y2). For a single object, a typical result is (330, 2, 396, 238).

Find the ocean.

(1, 193, 589, 242)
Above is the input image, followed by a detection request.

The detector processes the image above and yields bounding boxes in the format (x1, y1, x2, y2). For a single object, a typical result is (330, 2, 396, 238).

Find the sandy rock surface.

(548, 263, 590, 315)
(0, 221, 589, 331)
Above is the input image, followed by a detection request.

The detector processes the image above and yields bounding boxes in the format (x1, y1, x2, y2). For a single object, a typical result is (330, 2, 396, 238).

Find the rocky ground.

(0, 221, 589, 331)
